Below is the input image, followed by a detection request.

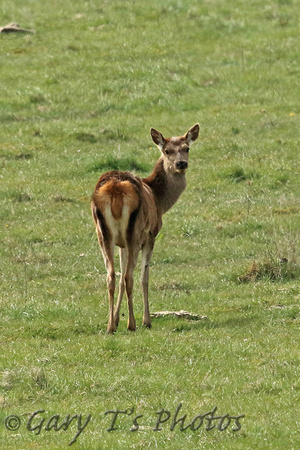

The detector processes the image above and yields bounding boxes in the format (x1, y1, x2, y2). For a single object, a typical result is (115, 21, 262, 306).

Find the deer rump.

(91, 170, 159, 250)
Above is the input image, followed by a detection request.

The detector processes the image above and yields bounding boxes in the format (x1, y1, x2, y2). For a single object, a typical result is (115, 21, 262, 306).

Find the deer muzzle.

(176, 161, 188, 171)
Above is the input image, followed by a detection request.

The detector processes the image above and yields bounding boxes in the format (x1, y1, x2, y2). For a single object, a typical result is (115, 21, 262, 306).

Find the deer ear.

(151, 128, 165, 151)
(185, 123, 200, 145)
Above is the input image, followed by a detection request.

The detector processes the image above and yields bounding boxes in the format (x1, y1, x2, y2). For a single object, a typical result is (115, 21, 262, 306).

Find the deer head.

(150, 123, 199, 174)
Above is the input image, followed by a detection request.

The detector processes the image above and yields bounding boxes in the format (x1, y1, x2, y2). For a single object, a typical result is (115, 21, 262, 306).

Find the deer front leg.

(125, 245, 139, 331)
(141, 241, 154, 328)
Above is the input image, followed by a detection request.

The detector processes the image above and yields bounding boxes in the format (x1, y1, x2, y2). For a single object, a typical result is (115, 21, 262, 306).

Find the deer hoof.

(142, 317, 152, 328)
(127, 316, 136, 331)
(107, 323, 117, 334)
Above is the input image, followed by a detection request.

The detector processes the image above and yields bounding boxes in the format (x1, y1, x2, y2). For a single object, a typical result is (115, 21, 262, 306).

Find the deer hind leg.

(114, 247, 128, 327)
(92, 207, 116, 334)
(141, 240, 154, 328)
(100, 240, 116, 334)
(125, 244, 140, 331)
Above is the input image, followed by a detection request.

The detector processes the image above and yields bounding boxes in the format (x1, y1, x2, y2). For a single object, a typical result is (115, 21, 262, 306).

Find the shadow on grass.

(238, 260, 299, 283)
(212, 316, 255, 330)
(151, 316, 212, 333)
(88, 156, 150, 174)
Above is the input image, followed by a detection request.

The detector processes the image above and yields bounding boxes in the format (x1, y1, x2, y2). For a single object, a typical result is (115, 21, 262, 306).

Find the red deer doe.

(91, 124, 199, 333)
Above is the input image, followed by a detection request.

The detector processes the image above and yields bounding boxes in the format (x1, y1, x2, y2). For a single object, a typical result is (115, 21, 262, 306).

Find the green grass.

(0, 0, 299, 448)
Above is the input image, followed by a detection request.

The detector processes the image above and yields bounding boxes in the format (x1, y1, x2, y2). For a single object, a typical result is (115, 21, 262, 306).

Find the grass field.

(0, 0, 299, 448)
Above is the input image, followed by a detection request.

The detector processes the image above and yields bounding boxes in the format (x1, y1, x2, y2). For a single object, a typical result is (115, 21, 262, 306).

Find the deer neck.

(143, 157, 186, 215)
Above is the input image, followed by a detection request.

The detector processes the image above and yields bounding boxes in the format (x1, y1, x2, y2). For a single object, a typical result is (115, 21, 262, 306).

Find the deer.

(91, 124, 200, 333)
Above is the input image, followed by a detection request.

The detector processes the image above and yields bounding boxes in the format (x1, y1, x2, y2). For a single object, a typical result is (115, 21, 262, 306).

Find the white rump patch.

(104, 204, 131, 248)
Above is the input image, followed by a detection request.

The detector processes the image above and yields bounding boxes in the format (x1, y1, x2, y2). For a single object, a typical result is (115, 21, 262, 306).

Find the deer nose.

(176, 161, 188, 170)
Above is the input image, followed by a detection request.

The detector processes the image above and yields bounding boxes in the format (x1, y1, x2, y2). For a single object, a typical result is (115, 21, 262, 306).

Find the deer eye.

(165, 150, 170, 155)
(186, 147, 190, 153)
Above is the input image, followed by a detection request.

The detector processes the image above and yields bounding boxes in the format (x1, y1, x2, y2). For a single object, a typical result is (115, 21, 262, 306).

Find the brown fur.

(91, 124, 199, 333)
(93, 179, 140, 220)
